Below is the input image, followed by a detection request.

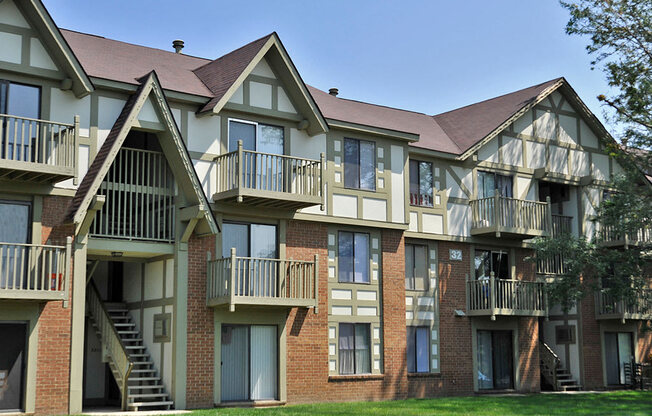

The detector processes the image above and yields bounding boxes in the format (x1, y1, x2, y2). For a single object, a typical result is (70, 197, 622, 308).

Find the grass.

(190, 391, 652, 416)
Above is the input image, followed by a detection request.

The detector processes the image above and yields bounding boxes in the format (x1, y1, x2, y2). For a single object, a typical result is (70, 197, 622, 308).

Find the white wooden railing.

(0, 238, 71, 301)
(214, 140, 324, 204)
(0, 114, 79, 178)
(207, 248, 318, 310)
(596, 289, 652, 322)
(86, 281, 133, 410)
(600, 224, 651, 247)
(469, 194, 551, 236)
(90, 147, 175, 242)
(466, 273, 547, 319)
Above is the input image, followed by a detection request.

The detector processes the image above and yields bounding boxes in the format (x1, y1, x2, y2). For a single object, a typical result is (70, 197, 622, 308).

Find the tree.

(534, 1, 652, 313)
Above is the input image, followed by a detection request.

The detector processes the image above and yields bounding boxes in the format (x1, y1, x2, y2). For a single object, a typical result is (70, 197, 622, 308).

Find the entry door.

(477, 330, 514, 390)
(220, 325, 277, 402)
(0, 201, 30, 290)
(0, 323, 27, 411)
(605, 332, 633, 385)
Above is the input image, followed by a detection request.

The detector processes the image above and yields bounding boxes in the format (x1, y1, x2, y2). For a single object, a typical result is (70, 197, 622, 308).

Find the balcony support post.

(229, 247, 236, 312)
(493, 190, 500, 238)
(64, 236, 72, 308)
(236, 140, 243, 203)
(320, 153, 326, 211)
(544, 280, 549, 321)
(73, 115, 80, 185)
(490, 271, 496, 321)
(313, 254, 319, 314)
(545, 196, 553, 236)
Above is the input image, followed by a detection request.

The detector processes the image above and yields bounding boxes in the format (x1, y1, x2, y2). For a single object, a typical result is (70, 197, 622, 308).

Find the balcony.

(213, 141, 324, 210)
(466, 274, 547, 319)
(599, 225, 651, 248)
(469, 195, 551, 239)
(90, 147, 175, 243)
(0, 239, 71, 301)
(207, 249, 318, 310)
(595, 289, 652, 322)
(0, 114, 79, 183)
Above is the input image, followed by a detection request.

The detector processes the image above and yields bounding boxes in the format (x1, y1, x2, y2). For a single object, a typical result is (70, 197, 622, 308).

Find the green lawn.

(191, 391, 652, 416)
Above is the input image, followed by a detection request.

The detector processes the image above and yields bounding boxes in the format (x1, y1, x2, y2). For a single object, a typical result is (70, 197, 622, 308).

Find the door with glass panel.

(222, 223, 277, 297)
(0, 81, 40, 162)
(0, 323, 27, 411)
(220, 324, 277, 402)
(474, 249, 509, 308)
(477, 330, 513, 390)
(477, 171, 513, 227)
(0, 201, 30, 290)
(228, 120, 285, 192)
(604, 332, 633, 385)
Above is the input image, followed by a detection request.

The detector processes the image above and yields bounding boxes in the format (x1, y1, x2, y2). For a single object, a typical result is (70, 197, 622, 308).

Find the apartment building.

(0, 0, 650, 414)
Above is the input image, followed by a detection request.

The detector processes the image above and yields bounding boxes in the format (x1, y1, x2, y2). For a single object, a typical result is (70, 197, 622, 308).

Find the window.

(474, 249, 509, 280)
(555, 325, 576, 345)
(409, 160, 433, 207)
(344, 138, 375, 190)
(228, 119, 284, 154)
(338, 232, 369, 283)
(477, 171, 513, 199)
(0, 201, 31, 290)
(0, 80, 41, 161)
(405, 243, 428, 290)
(338, 323, 370, 374)
(406, 326, 429, 373)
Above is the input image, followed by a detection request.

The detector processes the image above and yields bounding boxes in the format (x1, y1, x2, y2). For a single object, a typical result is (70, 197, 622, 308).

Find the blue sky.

(45, 0, 612, 124)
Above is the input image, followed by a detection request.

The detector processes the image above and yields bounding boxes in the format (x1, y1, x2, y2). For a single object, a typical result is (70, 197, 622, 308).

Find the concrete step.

(128, 401, 173, 411)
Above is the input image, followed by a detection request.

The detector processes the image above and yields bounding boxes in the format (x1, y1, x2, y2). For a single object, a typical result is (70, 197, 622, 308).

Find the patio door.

(0, 322, 27, 411)
(0, 81, 40, 162)
(477, 330, 514, 390)
(605, 332, 633, 385)
(0, 201, 30, 290)
(222, 223, 277, 297)
(220, 325, 277, 402)
(228, 120, 284, 191)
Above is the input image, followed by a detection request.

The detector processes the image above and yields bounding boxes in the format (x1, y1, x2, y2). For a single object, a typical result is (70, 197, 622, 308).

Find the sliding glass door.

(220, 324, 277, 402)
(605, 332, 633, 385)
(477, 330, 514, 390)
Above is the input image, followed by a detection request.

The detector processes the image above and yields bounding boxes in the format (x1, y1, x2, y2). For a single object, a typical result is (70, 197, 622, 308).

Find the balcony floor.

(0, 161, 75, 183)
(470, 225, 549, 239)
(467, 308, 546, 318)
(213, 188, 322, 210)
(207, 295, 317, 310)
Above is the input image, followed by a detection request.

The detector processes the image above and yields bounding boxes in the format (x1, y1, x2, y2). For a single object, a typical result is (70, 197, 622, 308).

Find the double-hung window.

(405, 243, 428, 290)
(338, 231, 369, 283)
(338, 323, 371, 374)
(406, 326, 429, 373)
(344, 138, 375, 190)
(409, 160, 433, 207)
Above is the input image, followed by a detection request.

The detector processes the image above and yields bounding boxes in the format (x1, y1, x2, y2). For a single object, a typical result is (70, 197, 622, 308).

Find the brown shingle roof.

(431, 78, 563, 154)
(61, 29, 213, 97)
(194, 33, 274, 113)
(308, 86, 461, 154)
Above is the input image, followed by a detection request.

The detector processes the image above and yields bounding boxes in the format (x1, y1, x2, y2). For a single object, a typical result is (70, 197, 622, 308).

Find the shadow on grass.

(192, 391, 652, 416)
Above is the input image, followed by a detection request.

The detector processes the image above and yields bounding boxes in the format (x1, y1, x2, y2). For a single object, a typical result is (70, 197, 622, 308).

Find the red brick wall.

(637, 322, 652, 364)
(285, 222, 410, 403)
(580, 294, 604, 389)
(185, 234, 216, 408)
(518, 317, 540, 392)
(35, 196, 74, 415)
(437, 241, 473, 395)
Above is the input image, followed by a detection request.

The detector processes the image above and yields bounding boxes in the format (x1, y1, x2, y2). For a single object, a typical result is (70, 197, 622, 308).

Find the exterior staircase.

(87, 282, 173, 410)
(540, 342, 582, 391)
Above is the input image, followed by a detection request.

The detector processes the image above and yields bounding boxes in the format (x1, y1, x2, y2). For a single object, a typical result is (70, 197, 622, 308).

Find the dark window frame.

(406, 326, 430, 374)
(343, 138, 376, 191)
(405, 243, 429, 291)
(555, 325, 576, 345)
(338, 322, 371, 375)
(477, 170, 513, 199)
(337, 231, 370, 284)
(409, 159, 434, 207)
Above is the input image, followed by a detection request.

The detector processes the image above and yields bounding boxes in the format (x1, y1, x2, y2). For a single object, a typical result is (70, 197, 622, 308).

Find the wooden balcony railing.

(213, 140, 324, 209)
(0, 238, 71, 301)
(599, 224, 651, 248)
(0, 114, 78, 182)
(595, 289, 652, 322)
(90, 147, 175, 242)
(207, 248, 318, 311)
(86, 280, 133, 410)
(466, 273, 547, 319)
(551, 214, 573, 237)
(469, 194, 551, 238)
